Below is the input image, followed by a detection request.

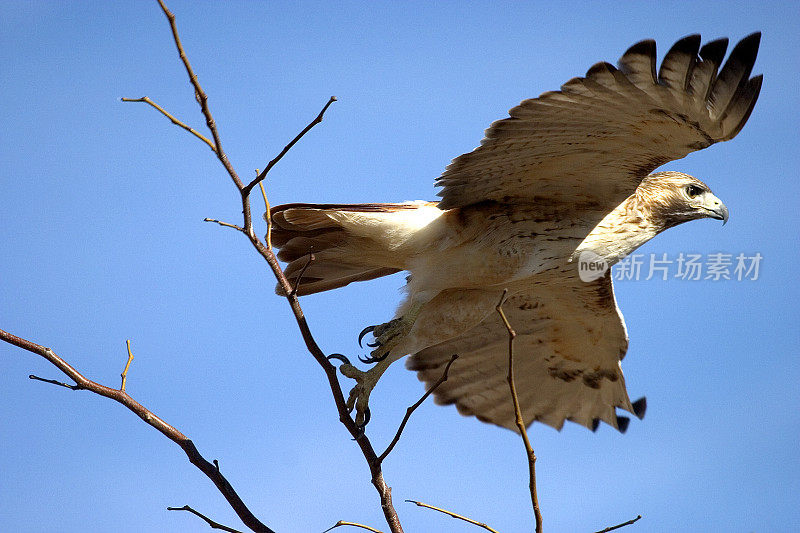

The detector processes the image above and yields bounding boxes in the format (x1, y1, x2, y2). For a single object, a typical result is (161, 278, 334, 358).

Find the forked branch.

(496, 290, 543, 533)
(0, 328, 274, 533)
(121, 96, 215, 151)
(167, 505, 245, 533)
(145, 1, 403, 531)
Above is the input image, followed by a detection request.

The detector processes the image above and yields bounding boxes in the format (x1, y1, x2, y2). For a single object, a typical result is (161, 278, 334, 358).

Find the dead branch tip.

(594, 514, 642, 533)
(323, 520, 384, 533)
(404, 500, 499, 533)
(167, 505, 244, 533)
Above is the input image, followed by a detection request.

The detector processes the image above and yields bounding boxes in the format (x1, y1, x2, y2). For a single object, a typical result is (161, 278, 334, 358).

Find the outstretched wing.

(436, 33, 762, 211)
(406, 272, 645, 432)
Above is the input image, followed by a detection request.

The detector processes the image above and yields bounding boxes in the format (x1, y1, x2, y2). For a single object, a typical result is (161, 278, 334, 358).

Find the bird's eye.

(685, 185, 704, 198)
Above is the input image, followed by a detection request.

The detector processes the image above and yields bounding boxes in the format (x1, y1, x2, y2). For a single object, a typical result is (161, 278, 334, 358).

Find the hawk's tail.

(269, 201, 442, 296)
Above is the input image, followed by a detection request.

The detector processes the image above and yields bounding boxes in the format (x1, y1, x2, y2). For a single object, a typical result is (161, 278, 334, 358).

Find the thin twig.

(258, 181, 272, 250)
(323, 520, 384, 533)
(29, 374, 82, 390)
(0, 328, 275, 533)
(204, 218, 245, 232)
(121, 96, 215, 152)
(594, 515, 642, 533)
(496, 290, 543, 533)
(378, 354, 458, 462)
(290, 253, 316, 296)
(120, 339, 134, 392)
(244, 96, 338, 196)
(167, 505, 244, 533)
(405, 500, 499, 533)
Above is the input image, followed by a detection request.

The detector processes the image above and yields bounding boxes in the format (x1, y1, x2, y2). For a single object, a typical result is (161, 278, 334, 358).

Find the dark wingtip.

(586, 61, 617, 78)
(738, 31, 762, 55)
(724, 74, 763, 140)
(616, 415, 631, 434)
(632, 396, 647, 420)
(672, 34, 702, 53)
(700, 37, 729, 64)
(728, 32, 762, 74)
(618, 39, 657, 81)
(625, 39, 656, 58)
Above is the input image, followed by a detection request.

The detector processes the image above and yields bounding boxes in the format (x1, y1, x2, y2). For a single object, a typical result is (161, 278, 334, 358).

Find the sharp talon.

(355, 407, 371, 432)
(358, 325, 376, 348)
(372, 351, 390, 363)
(327, 353, 351, 366)
(366, 339, 381, 348)
(358, 350, 390, 364)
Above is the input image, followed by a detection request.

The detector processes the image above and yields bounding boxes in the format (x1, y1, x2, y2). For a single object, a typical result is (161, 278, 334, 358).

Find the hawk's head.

(638, 171, 729, 230)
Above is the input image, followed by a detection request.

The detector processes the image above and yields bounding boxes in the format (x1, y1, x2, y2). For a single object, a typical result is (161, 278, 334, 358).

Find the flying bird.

(269, 33, 762, 432)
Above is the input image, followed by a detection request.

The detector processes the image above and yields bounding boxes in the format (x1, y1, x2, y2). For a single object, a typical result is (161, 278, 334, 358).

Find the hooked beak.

(702, 194, 729, 225)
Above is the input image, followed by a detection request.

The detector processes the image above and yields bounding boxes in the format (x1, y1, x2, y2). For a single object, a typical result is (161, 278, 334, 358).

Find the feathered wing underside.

(436, 33, 762, 210)
(406, 273, 642, 432)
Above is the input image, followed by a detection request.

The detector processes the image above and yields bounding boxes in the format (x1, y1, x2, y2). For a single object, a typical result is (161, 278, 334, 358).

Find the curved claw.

(365, 339, 381, 348)
(355, 406, 371, 433)
(358, 350, 390, 364)
(327, 353, 351, 366)
(358, 325, 376, 348)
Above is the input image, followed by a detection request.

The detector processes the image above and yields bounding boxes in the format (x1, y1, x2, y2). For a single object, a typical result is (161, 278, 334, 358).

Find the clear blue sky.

(1, 2, 798, 532)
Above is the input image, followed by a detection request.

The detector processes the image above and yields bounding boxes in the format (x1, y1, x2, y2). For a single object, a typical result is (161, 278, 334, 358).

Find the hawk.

(270, 34, 762, 432)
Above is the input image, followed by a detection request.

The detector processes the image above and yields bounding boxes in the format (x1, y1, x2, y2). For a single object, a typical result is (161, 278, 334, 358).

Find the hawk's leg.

(339, 357, 395, 427)
(357, 302, 424, 364)
(343, 302, 426, 425)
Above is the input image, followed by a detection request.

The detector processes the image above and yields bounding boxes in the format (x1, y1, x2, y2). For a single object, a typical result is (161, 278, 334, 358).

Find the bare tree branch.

(594, 515, 642, 533)
(154, 0, 242, 191)
(0, 328, 275, 533)
(204, 218, 245, 232)
(244, 96, 338, 197)
(121, 96, 215, 151)
(496, 290, 543, 533)
(29, 374, 82, 390)
(167, 505, 245, 533)
(120, 339, 134, 392)
(405, 500, 499, 533)
(323, 520, 384, 533)
(258, 181, 273, 250)
(148, 2, 403, 531)
(290, 253, 316, 297)
(378, 354, 458, 462)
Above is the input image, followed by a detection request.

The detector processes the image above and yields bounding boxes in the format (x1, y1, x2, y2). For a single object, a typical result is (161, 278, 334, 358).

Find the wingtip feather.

(699, 37, 729, 64)
(624, 38, 656, 59)
(632, 396, 647, 419)
(618, 39, 657, 85)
